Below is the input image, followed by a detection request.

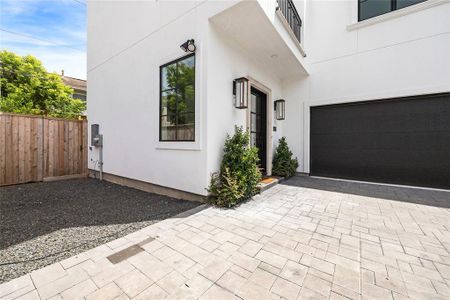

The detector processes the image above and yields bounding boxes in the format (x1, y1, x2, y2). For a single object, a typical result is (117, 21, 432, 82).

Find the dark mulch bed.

(0, 178, 201, 283)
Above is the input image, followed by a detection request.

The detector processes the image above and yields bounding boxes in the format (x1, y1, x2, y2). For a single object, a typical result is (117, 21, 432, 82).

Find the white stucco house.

(87, 0, 450, 200)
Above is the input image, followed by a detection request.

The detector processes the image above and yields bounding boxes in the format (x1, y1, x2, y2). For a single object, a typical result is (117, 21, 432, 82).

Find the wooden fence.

(0, 113, 88, 186)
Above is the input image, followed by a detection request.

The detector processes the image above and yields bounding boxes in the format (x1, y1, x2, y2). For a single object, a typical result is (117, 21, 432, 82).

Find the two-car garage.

(310, 93, 450, 190)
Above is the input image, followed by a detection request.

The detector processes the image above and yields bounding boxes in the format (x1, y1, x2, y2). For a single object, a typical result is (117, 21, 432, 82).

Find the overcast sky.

(0, 0, 86, 79)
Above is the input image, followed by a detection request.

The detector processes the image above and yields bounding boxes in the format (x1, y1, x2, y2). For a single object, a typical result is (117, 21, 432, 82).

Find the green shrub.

(208, 126, 262, 207)
(272, 137, 299, 178)
(207, 168, 243, 207)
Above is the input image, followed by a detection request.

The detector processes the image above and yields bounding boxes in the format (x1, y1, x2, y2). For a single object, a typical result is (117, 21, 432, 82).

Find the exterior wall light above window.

(180, 39, 196, 53)
(233, 77, 249, 109)
(274, 99, 286, 120)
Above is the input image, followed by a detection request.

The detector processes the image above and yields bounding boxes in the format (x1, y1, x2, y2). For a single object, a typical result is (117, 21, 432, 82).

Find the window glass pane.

(184, 84, 195, 112)
(161, 64, 178, 91)
(176, 85, 194, 115)
(161, 90, 178, 116)
(177, 123, 194, 141)
(160, 115, 177, 141)
(250, 132, 256, 147)
(177, 112, 195, 126)
(179, 55, 195, 69)
(251, 113, 256, 132)
(359, 0, 391, 21)
(160, 54, 195, 141)
(396, 0, 425, 9)
(177, 113, 195, 140)
(251, 94, 257, 113)
(177, 56, 195, 115)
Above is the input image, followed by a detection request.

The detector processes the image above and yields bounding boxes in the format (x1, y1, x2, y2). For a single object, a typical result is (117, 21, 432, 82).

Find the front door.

(250, 87, 267, 173)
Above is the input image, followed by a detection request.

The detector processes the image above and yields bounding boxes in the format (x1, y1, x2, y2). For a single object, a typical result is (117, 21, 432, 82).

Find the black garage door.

(310, 93, 450, 189)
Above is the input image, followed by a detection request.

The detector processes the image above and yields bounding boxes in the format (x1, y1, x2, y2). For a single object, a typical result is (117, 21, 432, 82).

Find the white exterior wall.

(282, 0, 450, 174)
(88, 0, 290, 196)
(88, 0, 450, 196)
(205, 23, 285, 181)
(87, 1, 219, 196)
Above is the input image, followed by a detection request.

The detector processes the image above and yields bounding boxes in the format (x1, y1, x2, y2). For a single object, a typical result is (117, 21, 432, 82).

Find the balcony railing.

(276, 0, 302, 44)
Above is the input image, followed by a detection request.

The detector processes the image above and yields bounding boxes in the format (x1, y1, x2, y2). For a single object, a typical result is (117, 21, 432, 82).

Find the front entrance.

(250, 87, 267, 173)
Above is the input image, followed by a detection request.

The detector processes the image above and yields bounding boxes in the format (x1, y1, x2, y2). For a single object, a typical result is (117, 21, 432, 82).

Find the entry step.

(258, 176, 283, 192)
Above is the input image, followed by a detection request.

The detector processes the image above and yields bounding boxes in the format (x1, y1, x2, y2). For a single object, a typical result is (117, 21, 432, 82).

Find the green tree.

(0, 50, 85, 118)
(272, 137, 299, 178)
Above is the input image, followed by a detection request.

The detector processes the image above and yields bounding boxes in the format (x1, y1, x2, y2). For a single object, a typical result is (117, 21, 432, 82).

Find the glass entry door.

(250, 87, 267, 173)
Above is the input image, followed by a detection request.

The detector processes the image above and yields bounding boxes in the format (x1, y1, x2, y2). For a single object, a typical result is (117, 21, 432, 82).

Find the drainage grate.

(107, 237, 155, 264)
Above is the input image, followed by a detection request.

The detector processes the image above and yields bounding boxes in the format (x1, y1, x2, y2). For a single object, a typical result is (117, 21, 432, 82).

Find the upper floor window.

(159, 54, 195, 142)
(358, 0, 427, 21)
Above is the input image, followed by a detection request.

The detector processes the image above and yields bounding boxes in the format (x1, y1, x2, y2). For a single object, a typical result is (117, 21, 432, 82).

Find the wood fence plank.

(68, 121, 74, 174)
(54, 120, 59, 177)
(28, 117, 34, 181)
(35, 118, 40, 181)
(72, 122, 77, 174)
(4, 116, 13, 185)
(80, 121, 84, 175)
(24, 117, 31, 182)
(11, 116, 19, 184)
(58, 120, 64, 176)
(30, 118, 36, 181)
(55, 120, 59, 176)
(37, 117, 44, 181)
(0, 116, 6, 185)
(18, 116, 25, 183)
(48, 120, 54, 177)
(32, 118, 39, 181)
(0, 113, 87, 185)
(72, 121, 77, 175)
(28, 117, 33, 182)
(64, 120, 69, 174)
(74, 122, 80, 174)
(43, 118, 49, 178)
(71, 122, 75, 174)
(69, 122, 73, 174)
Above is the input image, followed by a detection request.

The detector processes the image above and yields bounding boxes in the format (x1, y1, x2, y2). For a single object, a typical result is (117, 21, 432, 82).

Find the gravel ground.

(0, 178, 201, 283)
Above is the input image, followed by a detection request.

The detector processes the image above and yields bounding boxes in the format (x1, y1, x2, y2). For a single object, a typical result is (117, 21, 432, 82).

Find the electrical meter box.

(91, 124, 103, 147)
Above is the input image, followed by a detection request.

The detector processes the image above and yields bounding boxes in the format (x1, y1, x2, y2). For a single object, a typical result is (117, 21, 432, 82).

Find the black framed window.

(358, 0, 426, 21)
(159, 54, 195, 141)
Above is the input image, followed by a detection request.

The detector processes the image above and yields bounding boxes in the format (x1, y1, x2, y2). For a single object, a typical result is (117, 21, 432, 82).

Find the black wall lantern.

(233, 77, 249, 109)
(180, 39, 196, 53)
(274, 99, 286, 120)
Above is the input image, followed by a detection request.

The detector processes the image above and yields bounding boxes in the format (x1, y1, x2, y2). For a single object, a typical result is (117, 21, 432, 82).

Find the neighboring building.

(61, 72, 87, 101)
(87, 0, 450, 199)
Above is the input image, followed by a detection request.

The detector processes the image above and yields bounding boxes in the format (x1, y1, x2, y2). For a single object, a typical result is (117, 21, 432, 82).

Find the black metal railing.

(276, 0, 302, 44)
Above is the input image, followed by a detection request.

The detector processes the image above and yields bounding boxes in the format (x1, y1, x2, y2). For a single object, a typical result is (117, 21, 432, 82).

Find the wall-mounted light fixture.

(274, 99, 286, 120)
(180, 39, 196, 53)
(233, 77, 249, 109)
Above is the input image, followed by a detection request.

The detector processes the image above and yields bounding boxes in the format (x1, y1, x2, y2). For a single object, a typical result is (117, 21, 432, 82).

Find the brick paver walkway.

(1, 178, 449, 299)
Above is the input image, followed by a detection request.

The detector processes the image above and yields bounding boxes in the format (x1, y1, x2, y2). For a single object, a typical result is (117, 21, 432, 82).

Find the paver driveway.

(1, 177, 449, 299)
